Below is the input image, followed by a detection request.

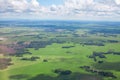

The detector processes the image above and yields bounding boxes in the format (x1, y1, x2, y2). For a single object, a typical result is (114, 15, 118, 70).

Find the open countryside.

(0, 20, 120, 80)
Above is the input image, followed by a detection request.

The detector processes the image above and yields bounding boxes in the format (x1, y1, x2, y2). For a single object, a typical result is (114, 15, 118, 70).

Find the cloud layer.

(0, 0, 120, 20)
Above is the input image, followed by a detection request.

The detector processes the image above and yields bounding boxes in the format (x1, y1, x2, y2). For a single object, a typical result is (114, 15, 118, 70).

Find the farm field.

(0, 20, 120, 80)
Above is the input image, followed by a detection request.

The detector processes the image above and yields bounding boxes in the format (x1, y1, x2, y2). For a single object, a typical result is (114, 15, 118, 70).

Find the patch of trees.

(112, 52, 120, 55)
(20, 56, 40, 61)
(72, 33, 80, 37)
(89, 52, 106, 62)
(49, 38, 66, 44)
(82, 42, 104, 46)
(98, 61, 104, 64)
(26, 39, 65, 50)
(80, 66, 117, 78)
(89, 29, 120, 34)
(17, 41, 25, 45)
(89, 50, 120, 62)
(43, 59, 48, 62)
(0, 58, 13, 70)
(15, 49, 32, 57)
(107, 40, 119, 43)
(99, 34, 117, 37)
(98, 71, 116, 78)
(89, 51, 106, 58)
(62, 46, 75, 48)
(53, 69, 72, 75)
(26, 41, 51, 50)
(34, 35, 46, 39)
(105, 50, 120, 55)
(56, 35, 68, 37)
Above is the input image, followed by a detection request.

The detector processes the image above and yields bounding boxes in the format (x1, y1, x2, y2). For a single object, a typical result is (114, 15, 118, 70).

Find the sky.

(0, 0, 120, 21)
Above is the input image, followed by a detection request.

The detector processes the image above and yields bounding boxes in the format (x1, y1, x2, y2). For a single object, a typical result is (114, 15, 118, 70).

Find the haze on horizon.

(0, 0, 120, 21)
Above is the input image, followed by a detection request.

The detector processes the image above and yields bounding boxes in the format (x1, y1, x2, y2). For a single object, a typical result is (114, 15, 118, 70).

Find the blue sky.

(0, 0, 120, 21)
(38, 0, 64, 6)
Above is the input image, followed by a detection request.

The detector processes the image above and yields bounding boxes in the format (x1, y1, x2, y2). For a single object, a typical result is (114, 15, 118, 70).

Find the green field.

(0, 21, 120, 80)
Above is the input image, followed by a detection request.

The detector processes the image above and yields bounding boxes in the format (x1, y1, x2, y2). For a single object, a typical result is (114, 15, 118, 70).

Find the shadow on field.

(28, 72, 102, 80)
(93, 62, 120, 71)
(9, 74, 30, 80)
(9, 72, 102, 80)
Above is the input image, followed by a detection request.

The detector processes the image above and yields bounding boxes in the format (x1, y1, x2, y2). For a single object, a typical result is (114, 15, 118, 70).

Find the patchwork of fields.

(0, 21, 120, 80)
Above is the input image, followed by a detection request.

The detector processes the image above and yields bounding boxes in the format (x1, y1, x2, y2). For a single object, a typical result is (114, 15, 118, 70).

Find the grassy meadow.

(0, 21, 120, 80)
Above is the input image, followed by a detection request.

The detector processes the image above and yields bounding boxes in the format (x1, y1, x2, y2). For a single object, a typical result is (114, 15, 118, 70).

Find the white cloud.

(0, 0, 120, 20)
(0, 0, 29, 13)
(9, 0, 28, 12)
(115, 0, 120, 5)
(59, 0, 120, 16)
(30, 0, 40, 11)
